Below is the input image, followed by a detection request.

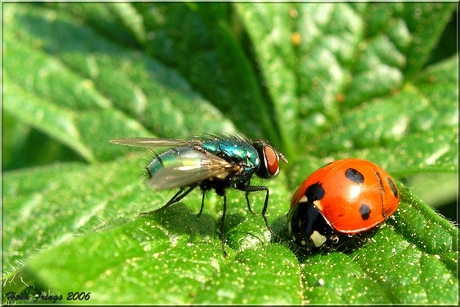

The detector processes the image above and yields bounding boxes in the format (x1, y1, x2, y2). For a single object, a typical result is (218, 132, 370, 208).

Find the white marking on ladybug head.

(299, 196, 308, 203)
(310, 231, 327, 247)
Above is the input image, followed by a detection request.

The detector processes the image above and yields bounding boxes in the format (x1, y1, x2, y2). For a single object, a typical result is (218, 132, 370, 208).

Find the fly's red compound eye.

(263, 145, 280, 177)
(253, 141, 286, 179)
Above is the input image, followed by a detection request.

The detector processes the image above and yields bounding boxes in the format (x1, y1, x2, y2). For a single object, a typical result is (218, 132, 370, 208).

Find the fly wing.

(110, 137, 202, 148)
(147, 149, 236, 190)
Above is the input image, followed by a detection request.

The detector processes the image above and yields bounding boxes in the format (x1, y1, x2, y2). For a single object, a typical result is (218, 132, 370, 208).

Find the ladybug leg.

(139, 184, 198, 216)
(237, 185, 278, 238)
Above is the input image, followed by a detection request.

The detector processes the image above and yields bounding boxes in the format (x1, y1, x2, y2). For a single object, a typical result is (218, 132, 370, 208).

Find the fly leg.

(197, 192, 206, 217)
(220, 193, 228, 257)
(238, 185, 278, 238)
(245, 190, 258, 215)
(139, 184, 198, 216)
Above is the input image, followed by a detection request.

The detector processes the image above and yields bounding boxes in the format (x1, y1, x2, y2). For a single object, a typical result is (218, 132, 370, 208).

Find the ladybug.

(287, 158, 400, 248)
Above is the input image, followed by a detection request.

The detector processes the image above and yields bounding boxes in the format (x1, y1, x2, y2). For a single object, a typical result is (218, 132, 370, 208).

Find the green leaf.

(3, 3, 458, 305)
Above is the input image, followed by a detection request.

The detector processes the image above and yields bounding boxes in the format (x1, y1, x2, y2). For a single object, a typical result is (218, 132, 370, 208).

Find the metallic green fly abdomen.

(146, 146, 231, 190)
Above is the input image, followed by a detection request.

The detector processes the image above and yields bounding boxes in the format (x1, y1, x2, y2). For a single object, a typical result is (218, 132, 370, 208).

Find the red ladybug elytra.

(287, 158, 400, 248)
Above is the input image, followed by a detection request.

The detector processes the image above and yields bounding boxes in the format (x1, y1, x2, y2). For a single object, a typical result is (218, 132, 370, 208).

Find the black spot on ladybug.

(359, 204, 371, 220)
(387, 177, 398, 198)
(345, 168, 364, 184)
(305, 182, 325, 201)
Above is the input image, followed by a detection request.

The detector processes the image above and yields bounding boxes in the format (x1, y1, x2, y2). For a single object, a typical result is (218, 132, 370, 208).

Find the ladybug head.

(287, 183, 336, 248)
(287, 201, 336, 248)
